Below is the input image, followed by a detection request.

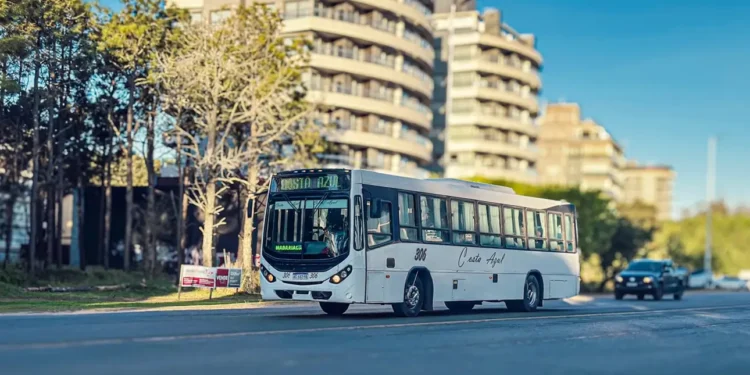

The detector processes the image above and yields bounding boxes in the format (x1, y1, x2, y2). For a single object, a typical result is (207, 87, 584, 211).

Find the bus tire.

(445, 301, 475, 314)
(392, 275, 424, 317)
(506, 274, 541, 312)
(320, 302, 349, 316)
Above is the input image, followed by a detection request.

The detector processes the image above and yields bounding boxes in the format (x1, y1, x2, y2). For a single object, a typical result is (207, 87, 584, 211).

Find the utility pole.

(704, 136, 716, 275)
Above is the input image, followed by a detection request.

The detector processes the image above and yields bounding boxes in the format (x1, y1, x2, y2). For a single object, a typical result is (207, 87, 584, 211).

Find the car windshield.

(626, 261, 662, 273)
(265, 198, 350, 260)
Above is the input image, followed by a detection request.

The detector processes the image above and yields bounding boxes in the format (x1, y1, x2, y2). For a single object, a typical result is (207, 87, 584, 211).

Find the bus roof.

(352, 169, 573, 211)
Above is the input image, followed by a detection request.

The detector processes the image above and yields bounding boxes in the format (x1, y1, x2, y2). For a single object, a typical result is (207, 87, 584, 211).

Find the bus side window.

(564, 214, 575, 253)
(367, 200, 392, 247)
(397, 193, 419, 242)
(548, 213, 564, 251)
(353, 196, 364, 251)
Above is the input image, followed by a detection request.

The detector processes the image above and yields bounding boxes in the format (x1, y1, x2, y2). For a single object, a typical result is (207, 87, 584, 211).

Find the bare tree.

(153, 4, 322, 269)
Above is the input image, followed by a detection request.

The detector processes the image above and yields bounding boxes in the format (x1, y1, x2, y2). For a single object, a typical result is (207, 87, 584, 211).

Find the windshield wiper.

(280, 192, 301, 213)
(311, 191, 332, 212)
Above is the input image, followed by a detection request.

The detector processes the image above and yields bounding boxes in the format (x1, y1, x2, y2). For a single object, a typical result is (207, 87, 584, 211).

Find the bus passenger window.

(548, 213, 564, 251)
(503, 207, 526, 249)
(564, 215, 575, 252)
(478, 204, 501, 247)
(398, 193, 418, 242)
(367, 200, 392, 247)
(420, 196, 449, 243)
(526, 211, 547, 250)
(451, 200, 476, 245)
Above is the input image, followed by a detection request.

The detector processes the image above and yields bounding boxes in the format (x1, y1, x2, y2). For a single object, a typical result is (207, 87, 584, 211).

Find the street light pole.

(704, 136, 716, 275)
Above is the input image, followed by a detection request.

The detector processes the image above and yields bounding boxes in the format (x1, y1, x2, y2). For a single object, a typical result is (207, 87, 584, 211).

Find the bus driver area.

(260, 169, 580, 317)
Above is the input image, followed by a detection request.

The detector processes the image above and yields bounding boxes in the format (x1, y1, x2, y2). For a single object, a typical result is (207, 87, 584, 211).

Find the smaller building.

(537, 103, 625, 201)
(622, 161, 675, 222)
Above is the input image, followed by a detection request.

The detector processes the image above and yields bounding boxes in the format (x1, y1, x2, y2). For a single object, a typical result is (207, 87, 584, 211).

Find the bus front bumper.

(260, 278, 360, 304)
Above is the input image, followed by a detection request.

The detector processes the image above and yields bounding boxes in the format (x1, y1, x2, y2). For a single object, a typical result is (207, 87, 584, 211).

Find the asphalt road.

(1, 291, 750, 375)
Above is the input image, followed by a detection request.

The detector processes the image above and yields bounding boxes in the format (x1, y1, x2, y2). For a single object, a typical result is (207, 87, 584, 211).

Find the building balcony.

(452, 59, 541, 89)
(452, 86, 539, 114)
(307, 89, 432, 131)
(450, 113, 539, 137)
(326, 129, 433, 163)
(309, 53, 433, 98)
(451, 33, 542, 66)
(284, 9, 434, 68)
(446, 138, 538, 162)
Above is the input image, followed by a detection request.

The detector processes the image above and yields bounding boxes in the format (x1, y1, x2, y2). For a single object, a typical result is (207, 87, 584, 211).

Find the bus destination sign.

(278, 174, 342, 191)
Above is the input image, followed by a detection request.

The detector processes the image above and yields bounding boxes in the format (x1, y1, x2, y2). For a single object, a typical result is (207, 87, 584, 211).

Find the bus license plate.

(292, 273, 309, 280)
(626, 282, 637, 287)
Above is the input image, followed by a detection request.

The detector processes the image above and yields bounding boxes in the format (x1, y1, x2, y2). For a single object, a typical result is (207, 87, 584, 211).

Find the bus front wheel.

(320, 302, 349, 316)
(506, 274, 540, 312)
(392, 276, 425, 317)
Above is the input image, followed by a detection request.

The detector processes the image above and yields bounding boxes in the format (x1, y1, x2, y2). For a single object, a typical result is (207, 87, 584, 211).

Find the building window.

(210, 10, 231, 24)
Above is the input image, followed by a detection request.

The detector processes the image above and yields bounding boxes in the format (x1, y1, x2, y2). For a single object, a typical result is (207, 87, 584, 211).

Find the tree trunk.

(145, 111, 156, 278)
(103, 139, 113, 270)
(98, 136, 109, 267)
(201, 180, 216, 267)
(55, 172, 63, 269)
(124, 74, 135, 271)
(3, 196, 15, 269)
(176, 134, 185, 269)
(45, 45, 56, 269)
(29, 43, 42, 275)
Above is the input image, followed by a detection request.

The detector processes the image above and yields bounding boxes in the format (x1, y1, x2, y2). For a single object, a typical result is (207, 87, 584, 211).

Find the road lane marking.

(2, 303, 750, 351)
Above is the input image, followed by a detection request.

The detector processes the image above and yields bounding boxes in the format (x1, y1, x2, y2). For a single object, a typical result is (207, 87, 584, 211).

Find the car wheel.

(637, 294, 645, 300)
(392, 275, 424, 317)
(674, 284, 684, 300)
(653, 285, 664, 301)
(506, 274, 541, 312)
(445, 301, 476, 314)
(615, 292, 624, 300)
(319, 302, 349, 316)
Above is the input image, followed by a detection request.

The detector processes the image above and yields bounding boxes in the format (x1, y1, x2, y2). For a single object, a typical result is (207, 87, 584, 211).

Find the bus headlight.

(330, 265, 353, 284)
(260, 264, 276, 283)
(643, 277, 652, 284)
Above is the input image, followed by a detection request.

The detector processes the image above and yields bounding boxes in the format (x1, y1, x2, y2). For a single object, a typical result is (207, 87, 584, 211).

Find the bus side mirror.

(370, 198, 382, 218)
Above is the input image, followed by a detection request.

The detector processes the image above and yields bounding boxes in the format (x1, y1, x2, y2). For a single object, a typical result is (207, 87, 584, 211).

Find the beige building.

(537, 103, 626, 201)
(622, 162, 675, 221)
(168, 0, 436, 178)
(431, 8, 543, 183)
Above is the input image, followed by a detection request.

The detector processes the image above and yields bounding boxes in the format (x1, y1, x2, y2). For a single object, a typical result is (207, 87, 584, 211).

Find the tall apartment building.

(537, 103, 626, 201)
(168, 0, 436, 178)
(622, 162, 676, 221)
(431, 8, 543, 183)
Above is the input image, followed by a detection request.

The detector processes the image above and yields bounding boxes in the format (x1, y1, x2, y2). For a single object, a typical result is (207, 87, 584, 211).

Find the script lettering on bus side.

(457, 248, 505, 268)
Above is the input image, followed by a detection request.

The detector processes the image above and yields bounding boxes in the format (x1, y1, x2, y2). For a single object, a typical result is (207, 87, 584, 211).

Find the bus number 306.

(415, 248, 427, 261)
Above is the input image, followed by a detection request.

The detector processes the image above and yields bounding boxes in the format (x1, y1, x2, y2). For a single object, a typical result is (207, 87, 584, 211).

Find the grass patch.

(0, 266, 277, 314)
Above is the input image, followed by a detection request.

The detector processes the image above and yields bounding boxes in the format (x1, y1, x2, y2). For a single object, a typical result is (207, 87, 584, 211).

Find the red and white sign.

(215, 268, 229, 288)
(180, 265, 217, 288)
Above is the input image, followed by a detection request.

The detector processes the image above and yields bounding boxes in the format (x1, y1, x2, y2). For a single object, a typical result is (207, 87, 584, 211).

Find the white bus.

(259, 168, 580, 317)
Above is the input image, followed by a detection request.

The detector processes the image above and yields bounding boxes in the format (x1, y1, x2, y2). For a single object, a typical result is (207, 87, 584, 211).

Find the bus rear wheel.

(506, 274, 540, 312)
(320, 302, 349, 316)
(445, 301, 476, 314)
(392, 276, 424, 317)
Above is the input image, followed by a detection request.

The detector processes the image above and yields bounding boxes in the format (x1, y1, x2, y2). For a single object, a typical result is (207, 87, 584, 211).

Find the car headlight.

(643, 276, 652, 284)
(615, 275, 623, 283)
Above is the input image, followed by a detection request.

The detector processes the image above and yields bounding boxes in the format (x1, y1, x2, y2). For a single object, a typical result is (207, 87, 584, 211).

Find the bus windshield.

(265, 197, 350, 260)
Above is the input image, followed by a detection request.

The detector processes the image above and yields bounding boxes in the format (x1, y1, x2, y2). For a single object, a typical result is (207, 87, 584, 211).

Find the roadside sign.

(180, 265, 217, 288)
(178, 265, 243, 300)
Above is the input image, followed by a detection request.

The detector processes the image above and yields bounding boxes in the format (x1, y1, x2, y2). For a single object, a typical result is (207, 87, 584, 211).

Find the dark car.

(614, 259, 685, 301)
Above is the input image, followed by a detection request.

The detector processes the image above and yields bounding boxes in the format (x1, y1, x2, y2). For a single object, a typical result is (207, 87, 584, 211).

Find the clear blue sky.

(478, 0, 750, 216)
(98, 0, 750, 216)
